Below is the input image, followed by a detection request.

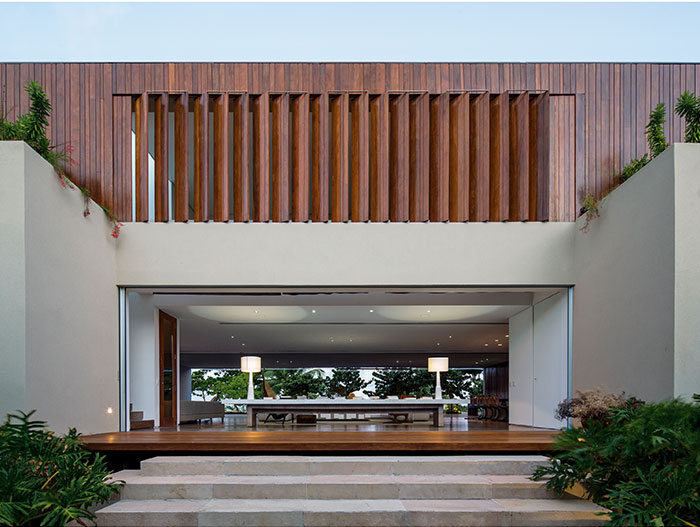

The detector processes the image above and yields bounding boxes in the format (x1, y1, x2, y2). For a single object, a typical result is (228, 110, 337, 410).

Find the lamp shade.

(241, 356, 261, 373)
(428, 357, 449, 372)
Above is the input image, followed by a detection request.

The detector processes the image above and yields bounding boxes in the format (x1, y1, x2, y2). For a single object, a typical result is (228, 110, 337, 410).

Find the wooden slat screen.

(5, 62, 698, 222)
(121, 89, 554, 224)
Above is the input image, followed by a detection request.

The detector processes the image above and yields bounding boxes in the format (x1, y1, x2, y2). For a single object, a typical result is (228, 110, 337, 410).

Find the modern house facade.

(1, 62, 698, 437)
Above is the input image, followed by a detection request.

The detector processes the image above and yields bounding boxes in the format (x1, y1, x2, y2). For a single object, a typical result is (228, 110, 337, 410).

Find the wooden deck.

(83, 429, 558, 453)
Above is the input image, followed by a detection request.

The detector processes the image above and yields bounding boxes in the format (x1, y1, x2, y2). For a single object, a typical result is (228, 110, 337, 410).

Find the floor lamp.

(241, 356, 261, 400)
(428, 357, 449, 400)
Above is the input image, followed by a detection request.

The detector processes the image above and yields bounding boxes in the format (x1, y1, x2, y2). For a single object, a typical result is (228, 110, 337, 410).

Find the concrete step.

(115, 471, 564, 500)
(96, 498, 608, 526)
(140, 455, 547, 477)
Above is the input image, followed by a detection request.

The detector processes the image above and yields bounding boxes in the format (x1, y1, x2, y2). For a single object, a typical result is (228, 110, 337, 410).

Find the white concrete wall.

(673, 145, 700, 401)
(508, 307, 534, 426)
(0, 143, 27, 418)
(0, 143, 119, 434)
(573, 146, 679, 402)
(533, 292, 569, 428)
(116, 222, 576, 287)
(127, 292, 158, 424)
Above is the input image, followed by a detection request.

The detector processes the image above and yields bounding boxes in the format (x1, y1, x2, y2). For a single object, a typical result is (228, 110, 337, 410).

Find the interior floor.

(144, 414, 551, 433)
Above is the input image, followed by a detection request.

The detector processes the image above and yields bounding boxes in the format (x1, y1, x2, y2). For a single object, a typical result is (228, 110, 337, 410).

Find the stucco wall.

(673, 144, 700, 401)
(116, 222, 576, 287)
(0, 143, 27, 419)
(573, 146, 679, 402)
(127, 292, 158, 424)
(0, 143, 119, 434)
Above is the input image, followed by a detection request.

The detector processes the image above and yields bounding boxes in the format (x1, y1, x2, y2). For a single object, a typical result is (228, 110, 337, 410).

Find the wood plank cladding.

(3, 63, 698, 223)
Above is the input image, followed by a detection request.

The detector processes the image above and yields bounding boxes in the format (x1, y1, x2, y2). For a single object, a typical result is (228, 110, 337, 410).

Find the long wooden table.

(242, 399, 469, 428)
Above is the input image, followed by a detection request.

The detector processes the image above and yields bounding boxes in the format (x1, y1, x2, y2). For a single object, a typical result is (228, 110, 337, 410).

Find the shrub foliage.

(533, 396, 700, 527)
(0, 410, 123, 527)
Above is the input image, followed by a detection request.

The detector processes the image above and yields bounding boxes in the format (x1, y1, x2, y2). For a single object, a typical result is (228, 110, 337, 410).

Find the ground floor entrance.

(119, 286, 571, 438)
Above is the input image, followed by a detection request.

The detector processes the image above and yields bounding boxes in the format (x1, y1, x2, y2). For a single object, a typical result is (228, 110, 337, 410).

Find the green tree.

(260, 369, 327, 398)
(326, 368, 369, 397)
(367, 368, 433, 398)
(443, 370, 484, 398)
(191, 369, 256, 401)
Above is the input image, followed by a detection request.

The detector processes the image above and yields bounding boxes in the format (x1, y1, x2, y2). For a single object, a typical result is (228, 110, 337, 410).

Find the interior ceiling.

(139, 288, 565, 369)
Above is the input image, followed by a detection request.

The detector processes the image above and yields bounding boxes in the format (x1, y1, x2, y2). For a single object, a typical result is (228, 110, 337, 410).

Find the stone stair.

(96, 456, 608, 526)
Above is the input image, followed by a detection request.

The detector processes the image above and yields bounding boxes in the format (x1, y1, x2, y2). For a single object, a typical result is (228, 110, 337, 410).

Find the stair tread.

(99, 498, 607, 513)
(144, 455, 549, 463)
(115, 472, 546, 485)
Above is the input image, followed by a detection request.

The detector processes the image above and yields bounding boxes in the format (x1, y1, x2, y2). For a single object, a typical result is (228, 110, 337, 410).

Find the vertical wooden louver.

(311, 93, 329, 222)
(134, 93, 149, 222)
(389, 93, 409, 222)
(154, 93, 169, 222)
(369, 94, 389, 222)
(173, 93, 189, 222)
(270, 93, 289, 222)
(251, 93, 269, 222)
(123, 89, 552, 225)
(212, 94, 229, 222)
(449, 93, 469, 222)
(193, 93, 209, 222)
(330, 93, 349, 222)
(409, 94, 429, 222)
(231, 94, 249, 222)
(429, 94, 449, 222)
(350, 93, 369, 222)
(290, 94, 309, 222)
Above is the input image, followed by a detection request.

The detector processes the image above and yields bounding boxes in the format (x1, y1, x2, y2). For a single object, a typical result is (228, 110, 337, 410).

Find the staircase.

(96, 456, 607, 526)
(129, 404, 154, 430)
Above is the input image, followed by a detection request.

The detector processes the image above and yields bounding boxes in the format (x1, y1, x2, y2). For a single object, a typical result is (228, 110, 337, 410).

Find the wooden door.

(159, 310, 177, 427)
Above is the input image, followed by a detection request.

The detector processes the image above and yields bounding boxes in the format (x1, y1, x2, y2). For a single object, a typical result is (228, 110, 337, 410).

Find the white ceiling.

(135, 288, 564, 368)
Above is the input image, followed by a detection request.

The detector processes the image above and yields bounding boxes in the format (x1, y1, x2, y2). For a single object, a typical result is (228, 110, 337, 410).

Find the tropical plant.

(646, 103, 669, 158)
(367, 368, 481, 399)
(617, 155, 651, 184)
(0, 81, 122, 238)
(533, 397, 700, 527)
(675, 91, 700, 143)
(325, 368, 369, 397)
(0, 410, 123, 527)
(554, 388, 629, 425)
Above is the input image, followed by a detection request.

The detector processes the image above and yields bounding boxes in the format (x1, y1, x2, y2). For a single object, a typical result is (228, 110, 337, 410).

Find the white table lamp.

(241, 356, 261, 400)
(428, 357, 449, 400)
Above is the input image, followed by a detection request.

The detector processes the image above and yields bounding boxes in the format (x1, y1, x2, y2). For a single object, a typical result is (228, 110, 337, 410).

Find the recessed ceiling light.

(437, 343, 440, 346)
(276, 360, 279, 363)
(484, 343, 488, 347)
(370, 309, 374, 313)
(427, 309, 431, 313)
(312, 309, 316, 314)
(495, 339, 499, 342)
(349, 339, 353, 342)
(254, 310, 258, 314)
(448, 335, 452, 339)
(498, 343, 503, 347)
(242, 343, 246, 347)
(506, 334, 509, 338)
(396, 360, 399, 363)
(230, 336, 235, 339)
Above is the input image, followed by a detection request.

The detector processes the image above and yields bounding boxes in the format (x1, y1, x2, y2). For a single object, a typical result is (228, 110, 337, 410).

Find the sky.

(1, 2, 700, 62)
